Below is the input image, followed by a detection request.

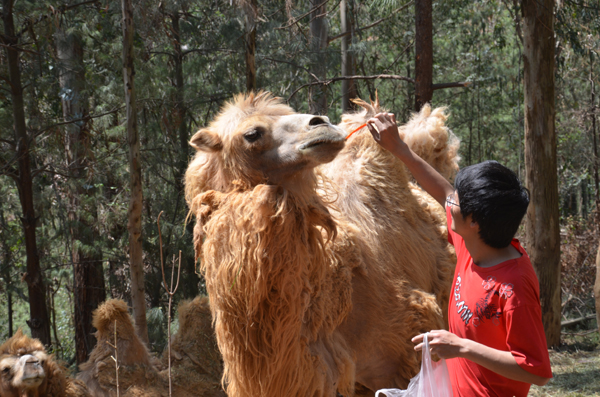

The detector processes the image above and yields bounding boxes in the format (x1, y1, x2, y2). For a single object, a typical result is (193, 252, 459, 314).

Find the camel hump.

(339, 99, 459, 181)
(92, 299, 135, 335)
(400, 104, 460, 181)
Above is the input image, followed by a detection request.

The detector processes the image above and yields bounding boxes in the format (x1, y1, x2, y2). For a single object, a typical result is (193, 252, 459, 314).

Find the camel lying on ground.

(185, 92, 458, 397)
(78, 298, 225, 397)
(0, 329, 89, 397)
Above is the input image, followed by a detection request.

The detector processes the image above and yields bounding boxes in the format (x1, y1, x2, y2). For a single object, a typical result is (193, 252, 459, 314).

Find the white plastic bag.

(375, 333, 453, 397)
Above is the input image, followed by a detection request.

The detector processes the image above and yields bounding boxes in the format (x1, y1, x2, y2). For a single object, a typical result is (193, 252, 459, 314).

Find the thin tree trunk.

(414, 0, 433, 111)
(595, 240, 600, 331)
(405, 45, 412, 122)
(591, 51, 599, 204)
(56, 28, 106, 364)
(341, 0, 356, 111)
(244, 0, 257, 92)
(122, 0, 149, 344)
(8, 290, 13, 337)
(170, 12, 189, 184)
(522, 0, 561, 347)
(309, 0, 328, 114)
(2, 0, 51, 346)
(169, 12, 199, 300)
(468, 94, 473, 166)
(1, 210, 14, 337)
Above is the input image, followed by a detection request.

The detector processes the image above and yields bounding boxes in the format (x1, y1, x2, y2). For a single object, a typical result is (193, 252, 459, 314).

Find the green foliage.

(0, 0, 598, 357)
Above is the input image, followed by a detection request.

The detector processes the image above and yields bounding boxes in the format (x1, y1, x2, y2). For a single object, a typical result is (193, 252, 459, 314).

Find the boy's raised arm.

(367, 112, 454, 207)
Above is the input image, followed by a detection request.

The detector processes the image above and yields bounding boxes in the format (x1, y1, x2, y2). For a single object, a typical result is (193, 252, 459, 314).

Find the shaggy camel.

(0, 329, 89, 397)
(185, 92, 458, 397)
(78, 298, 225, 397)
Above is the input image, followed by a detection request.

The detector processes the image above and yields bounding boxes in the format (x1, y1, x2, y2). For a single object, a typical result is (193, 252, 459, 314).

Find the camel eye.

(244, 127, 264, 143)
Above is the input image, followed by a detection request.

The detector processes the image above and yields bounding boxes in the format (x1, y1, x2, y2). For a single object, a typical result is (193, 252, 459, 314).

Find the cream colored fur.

(185, 92, 458, 397)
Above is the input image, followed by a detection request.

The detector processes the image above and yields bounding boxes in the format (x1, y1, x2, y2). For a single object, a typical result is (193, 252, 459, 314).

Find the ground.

(529, 331, 600, 396)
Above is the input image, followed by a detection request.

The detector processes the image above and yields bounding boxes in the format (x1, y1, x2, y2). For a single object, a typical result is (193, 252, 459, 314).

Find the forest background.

(0, 0, 598, 387)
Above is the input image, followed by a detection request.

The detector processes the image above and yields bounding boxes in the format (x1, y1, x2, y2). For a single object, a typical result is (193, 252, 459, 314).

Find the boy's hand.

(367, 112, 409, 157)
(412, 330, 465, 360)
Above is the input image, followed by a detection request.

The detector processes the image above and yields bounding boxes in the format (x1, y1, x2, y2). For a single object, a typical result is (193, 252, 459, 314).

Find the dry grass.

(529, 331, 600, 396)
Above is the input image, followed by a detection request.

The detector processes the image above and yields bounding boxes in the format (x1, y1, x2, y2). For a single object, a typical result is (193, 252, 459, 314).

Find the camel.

(184, 92, 458, 397)
(77, 298, 225, 397)
(0, 329, 89, 397)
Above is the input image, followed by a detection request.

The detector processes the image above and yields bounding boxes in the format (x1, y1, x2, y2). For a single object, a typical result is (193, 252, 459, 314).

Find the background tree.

(309, 0, 329, 114)
(55, 15, 106, 363)
(122, 0, 148, 344)
(414, 0, 432, 111)
(340, 0, 357, 111)
(1, 0, 51, 346)
(522, 0, 561, 347)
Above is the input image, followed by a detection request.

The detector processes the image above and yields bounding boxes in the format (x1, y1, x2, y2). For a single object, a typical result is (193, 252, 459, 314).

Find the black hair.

(454, 160, 529, 249)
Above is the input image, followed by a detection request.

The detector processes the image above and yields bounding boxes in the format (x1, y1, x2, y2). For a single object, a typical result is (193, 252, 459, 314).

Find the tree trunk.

(1, 211, 14, 338)
(415, 0, 433, 111)
(122, 0, 149, 344)
(244, 0, 257, 92)
(56, 28, 106, 365)
(341, 0, 356, 111)
(170, 12, 190, 185)
(169, 12, 199, 300)
(595, 241, 600, 331)
(2, 0, 51, 346)
(309, 0, 328, 114)
(522, 0, 561, 347)
(590, 51, 598, 204)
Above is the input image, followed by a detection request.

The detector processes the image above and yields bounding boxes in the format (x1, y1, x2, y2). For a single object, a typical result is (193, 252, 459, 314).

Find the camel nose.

(25, 356, 40, 365)
(308, 116, 329, 126)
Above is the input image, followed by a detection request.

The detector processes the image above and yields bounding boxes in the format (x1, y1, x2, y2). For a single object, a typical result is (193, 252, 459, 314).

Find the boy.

(366, 112, 552, 396)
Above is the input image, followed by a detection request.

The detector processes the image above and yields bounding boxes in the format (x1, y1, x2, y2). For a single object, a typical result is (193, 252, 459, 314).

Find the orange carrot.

(345, 123, 368, 140)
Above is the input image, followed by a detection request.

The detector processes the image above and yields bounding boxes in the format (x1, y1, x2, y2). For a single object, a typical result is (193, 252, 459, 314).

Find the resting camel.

(185, 92, 458, 397)
(78, 298, 225, 397)
(0, 329, 89, 397)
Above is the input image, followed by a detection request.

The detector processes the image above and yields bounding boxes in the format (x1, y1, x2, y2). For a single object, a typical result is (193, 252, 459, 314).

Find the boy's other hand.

(412, 330, 465, 360)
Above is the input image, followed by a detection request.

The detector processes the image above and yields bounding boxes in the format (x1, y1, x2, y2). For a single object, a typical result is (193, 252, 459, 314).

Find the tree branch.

(328, 1, 414, 43)
(288, 74, 415, 102)
(561, 314, 596, 327)
(0, 42, 40, 55)
(276, 0, 331, 30)
(32, 106, 124, 138)
(432, 81, 471, 90)
(261, 56, 321, 82)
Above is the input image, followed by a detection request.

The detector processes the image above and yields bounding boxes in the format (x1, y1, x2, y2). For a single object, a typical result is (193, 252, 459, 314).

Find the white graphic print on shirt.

(454, 274, 514, 328)
(453, 274, 473, 325)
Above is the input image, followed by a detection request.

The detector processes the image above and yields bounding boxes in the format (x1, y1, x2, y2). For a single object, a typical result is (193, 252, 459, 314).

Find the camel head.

(186, 92, 345, 198)
(0, 330, 51, 397)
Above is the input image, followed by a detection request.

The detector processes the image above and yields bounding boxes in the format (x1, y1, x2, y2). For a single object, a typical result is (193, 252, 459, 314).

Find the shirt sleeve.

(504, 305, 553, 378)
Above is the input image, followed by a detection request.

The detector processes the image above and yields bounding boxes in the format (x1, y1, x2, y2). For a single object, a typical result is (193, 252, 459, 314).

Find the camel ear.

(190, 128, 223, 152)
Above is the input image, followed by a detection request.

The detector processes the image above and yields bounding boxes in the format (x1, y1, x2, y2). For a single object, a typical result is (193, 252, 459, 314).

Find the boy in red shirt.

(367, 112, 552, 396)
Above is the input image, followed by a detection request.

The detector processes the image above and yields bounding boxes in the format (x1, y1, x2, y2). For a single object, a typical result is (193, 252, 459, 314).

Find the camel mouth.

(20, 375, 45, 387)
(298, 134, 345, 151)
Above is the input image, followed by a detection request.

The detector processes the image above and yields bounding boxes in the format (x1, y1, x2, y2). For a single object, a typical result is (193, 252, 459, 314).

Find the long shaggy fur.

(196, 185, 355, 397)
(324, 98, 458, 320)
(186, 92, 458, 396)
(0, 329, 90, 397)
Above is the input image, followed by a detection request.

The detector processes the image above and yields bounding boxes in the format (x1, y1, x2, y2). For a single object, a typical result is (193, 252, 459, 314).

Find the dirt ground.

(529, 331, 600, 396)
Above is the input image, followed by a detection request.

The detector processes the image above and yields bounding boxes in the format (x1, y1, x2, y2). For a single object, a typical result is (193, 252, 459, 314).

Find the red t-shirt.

(445, 205, 552, 397)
